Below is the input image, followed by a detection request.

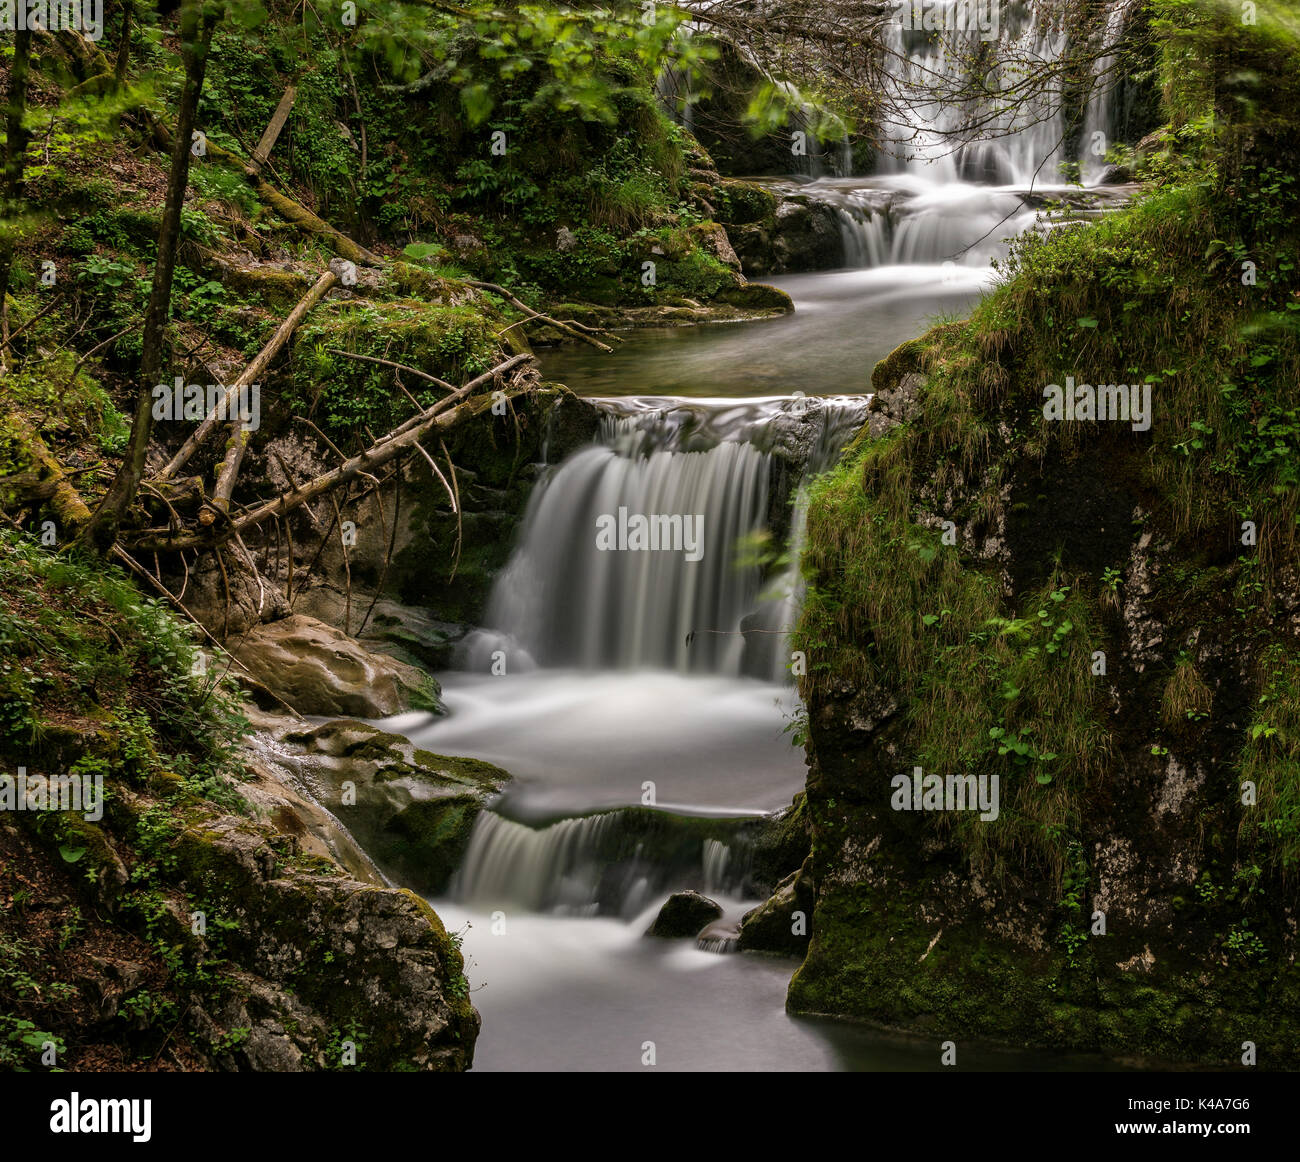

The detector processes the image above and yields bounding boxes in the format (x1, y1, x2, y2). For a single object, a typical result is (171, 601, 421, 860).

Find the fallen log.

(157, 267, 340, 483)
(146, 111, 381, 268)
(0, 416, 92, 534)
(127, 354, 535, 552)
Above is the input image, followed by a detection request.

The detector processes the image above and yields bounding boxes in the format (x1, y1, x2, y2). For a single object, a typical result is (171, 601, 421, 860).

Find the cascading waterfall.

(463, 398, 869, 682)
(878, 0, 1076, 185)
(390, 0, 1150, 1077)
(443, 397, 866, 921)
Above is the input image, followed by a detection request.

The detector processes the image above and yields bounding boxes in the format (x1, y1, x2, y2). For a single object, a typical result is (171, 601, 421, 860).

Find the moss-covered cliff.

(784, 1, 1300, 1066)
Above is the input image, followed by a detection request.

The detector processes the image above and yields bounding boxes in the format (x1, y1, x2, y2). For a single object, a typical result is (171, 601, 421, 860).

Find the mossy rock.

(274, 719, 510, 896)
(716, 179, 777, 227)
(718, 283, 794, 312)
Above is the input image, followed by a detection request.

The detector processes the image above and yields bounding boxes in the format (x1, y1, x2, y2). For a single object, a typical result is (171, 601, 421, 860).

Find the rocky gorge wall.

(750, 8, 1300, 1062)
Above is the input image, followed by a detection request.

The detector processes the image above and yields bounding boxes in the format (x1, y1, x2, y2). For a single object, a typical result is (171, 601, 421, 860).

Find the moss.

(410, 750, 512, 790)
(715, 179, 777, 226)
(288, 299, 507, 447)
(717, 282, 794, 312)
(214, 265, 312, 310)
(376, 795, 483, 895)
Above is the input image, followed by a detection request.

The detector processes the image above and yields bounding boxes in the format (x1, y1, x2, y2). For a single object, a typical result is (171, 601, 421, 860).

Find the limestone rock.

(232, 614, 441, 717)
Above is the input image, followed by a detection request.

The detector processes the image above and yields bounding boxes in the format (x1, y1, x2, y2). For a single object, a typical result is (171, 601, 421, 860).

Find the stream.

(364, 2, 1139, 1071)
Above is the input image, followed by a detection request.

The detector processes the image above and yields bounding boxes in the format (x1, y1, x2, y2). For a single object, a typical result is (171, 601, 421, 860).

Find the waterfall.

(877, 1, 1072, 185)
(832, 201, 892, 268)
(451, 809, 753, 917)
(452, 811, 621, 914)
(464, 397, 869, 681)
(482, 434, 769, 674)
(1081, 0, 1141, 184)
(702, 838, 732, 895)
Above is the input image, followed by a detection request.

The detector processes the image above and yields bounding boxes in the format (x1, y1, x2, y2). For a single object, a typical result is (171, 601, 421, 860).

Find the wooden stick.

(465, 279, 617, 352)
(326, 347, 456, 392)
(157, 268, 339, 483)
(248, 84, 298, 176)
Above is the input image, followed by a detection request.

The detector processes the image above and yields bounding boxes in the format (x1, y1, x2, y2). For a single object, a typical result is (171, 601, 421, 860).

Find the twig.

(438, 436, 463, 581)
(326, 347, 456, 392)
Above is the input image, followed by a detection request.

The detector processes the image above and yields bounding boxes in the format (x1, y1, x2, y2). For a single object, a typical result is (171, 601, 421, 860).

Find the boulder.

(772, 196, 843, 271)
(689, 220, 743, 272)
(647, 890, 724, 939)
(738, 856, 815, 955)
(270, 717, 511, 895)
(718, 282, 794, 312)
(232, 614, 442, 717)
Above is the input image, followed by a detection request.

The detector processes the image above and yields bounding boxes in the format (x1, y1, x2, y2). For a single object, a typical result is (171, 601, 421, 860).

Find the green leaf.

(58, 845, 86, 864)
(460, 84, 494, 126)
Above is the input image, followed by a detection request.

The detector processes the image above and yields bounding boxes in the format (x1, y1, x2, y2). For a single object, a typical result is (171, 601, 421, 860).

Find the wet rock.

(718, 282, 794, 312)
(696, 919, 741, 953)
(240, 740, 385, 886)
(771, 195, 843, 271)
(738, 857, 816, 955)
(232, 614, 442, 717)
(647, 890, 724, 939)
(269, 717, 511, 895)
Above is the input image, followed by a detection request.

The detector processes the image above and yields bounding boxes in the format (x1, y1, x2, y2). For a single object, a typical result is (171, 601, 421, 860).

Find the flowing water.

(364, 1, 1140, 1071)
